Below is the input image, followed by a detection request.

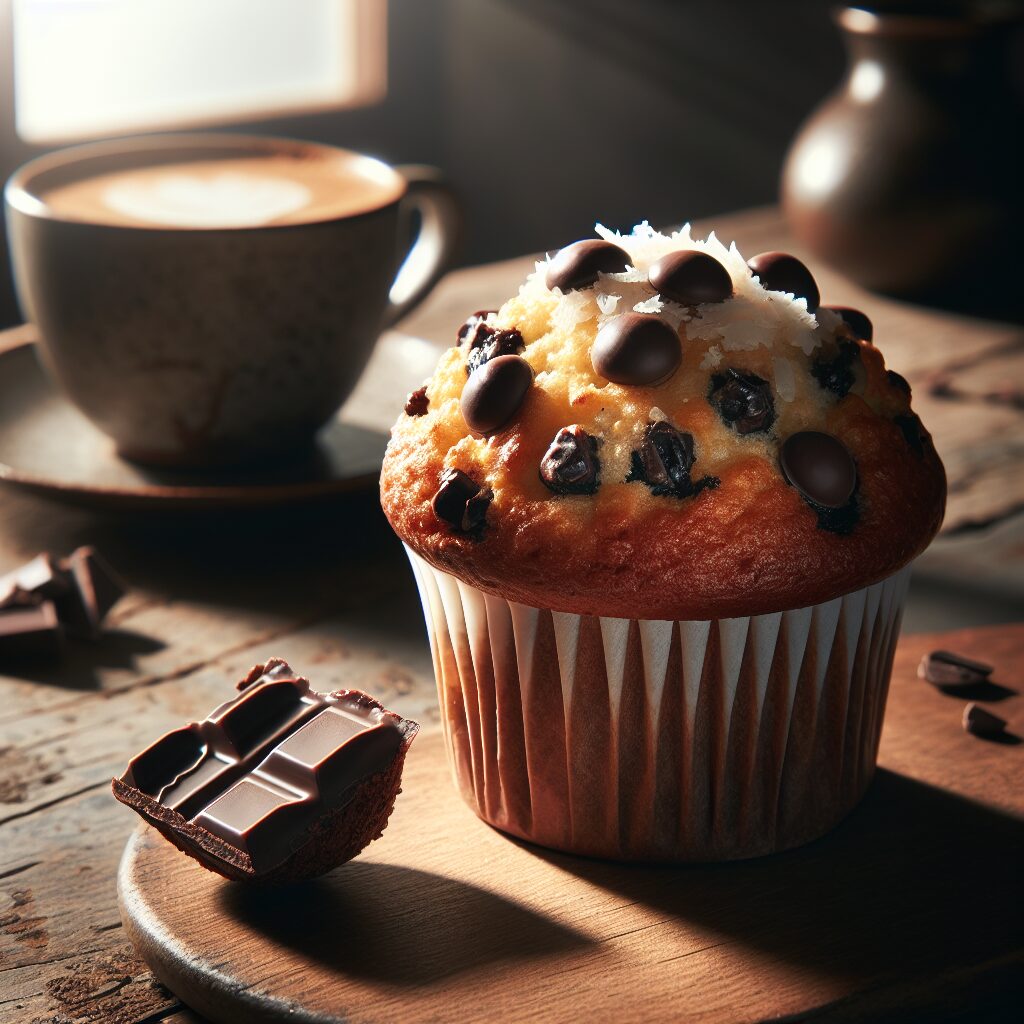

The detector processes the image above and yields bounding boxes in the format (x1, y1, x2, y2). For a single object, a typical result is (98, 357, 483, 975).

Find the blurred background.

(0, 0, 853, 327)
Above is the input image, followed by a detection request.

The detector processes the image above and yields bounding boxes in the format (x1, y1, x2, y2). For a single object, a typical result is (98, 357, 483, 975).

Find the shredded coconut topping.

(526, 222, 822, 356)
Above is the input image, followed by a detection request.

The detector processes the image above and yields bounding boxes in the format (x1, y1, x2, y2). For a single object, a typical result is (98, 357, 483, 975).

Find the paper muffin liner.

(405, 546, 911, 862)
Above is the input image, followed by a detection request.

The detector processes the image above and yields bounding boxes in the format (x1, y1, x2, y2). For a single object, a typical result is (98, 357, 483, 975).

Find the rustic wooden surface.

(0, 207, 1022, 1023)
(117, 624, 1024, 1024)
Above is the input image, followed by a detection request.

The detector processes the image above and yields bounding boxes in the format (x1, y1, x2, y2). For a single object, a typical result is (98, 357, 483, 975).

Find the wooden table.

(1, 208, 1021, 1023)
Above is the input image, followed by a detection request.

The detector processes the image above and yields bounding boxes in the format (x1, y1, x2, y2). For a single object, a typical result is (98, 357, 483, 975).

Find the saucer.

(0, 341, 394, 511)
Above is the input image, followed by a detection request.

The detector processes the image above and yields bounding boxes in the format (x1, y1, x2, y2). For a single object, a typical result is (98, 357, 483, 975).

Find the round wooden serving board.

(117, 633, 1024, 1024)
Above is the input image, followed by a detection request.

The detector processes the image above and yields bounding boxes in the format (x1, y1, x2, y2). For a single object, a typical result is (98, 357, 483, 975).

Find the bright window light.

(13, 0, 387, 144)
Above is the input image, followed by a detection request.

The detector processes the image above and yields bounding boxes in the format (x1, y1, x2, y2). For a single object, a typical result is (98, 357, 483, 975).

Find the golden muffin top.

(381, 223, 945, 619)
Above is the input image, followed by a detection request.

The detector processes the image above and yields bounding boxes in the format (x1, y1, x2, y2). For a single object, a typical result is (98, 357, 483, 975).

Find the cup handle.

(383, 165, 463, 328)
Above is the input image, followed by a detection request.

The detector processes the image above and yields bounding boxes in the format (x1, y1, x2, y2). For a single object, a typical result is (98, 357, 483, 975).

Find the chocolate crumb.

(465, 326, 525, 377)
(404, 386, 429, 417)
(812, 340, 860, 398)
(431, 469, 493, 535)
(540, 425, 601, 495)
(962, 702, 1007, 738)
(457, 310, 498, 346)
(708, 369, 776, 434)
(627, 421, 719, 499)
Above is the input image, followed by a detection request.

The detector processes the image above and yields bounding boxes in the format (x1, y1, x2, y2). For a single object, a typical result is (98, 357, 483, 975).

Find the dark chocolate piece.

(432, 469, 493, 534)
(918, 650, 994, 687)
(465, 326, 525, 377)
(780, 431, 857, 510)
(0, 554, 71, 606)
(894, 413, 926, 456)
(461, 354, 533, 436)
(457, 310, 498, 346)
(540, 425, 600, 495)
(0, 602, 63, 662)
(112, 658, 419, 882)
(709, 369, 776, 434)
(824, 305, 873, 342)
(627, 421, 719, 499)
(545, 239, 630, 292)
(887, 369, 911, 395)
(962, 702, 1007, 739)
(748, 251, 820, 312)
(0, 546, 124, 640)
(592, 313, 680, 386)
(812, 339, 861, 399)
(404, 386, 429, 417)
(648, 251, 732, 305)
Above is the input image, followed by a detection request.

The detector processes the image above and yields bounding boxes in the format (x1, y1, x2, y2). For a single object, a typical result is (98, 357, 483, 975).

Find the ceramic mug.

(5, 133, 462, 466)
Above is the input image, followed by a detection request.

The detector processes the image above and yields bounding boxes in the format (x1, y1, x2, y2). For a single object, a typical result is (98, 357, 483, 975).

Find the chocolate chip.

(465, 327, 525, 377)
(540, 425, 600, 495)
(404, 386, 429, 417)
(780, 431, 857, 510)
(545, 239, 630, 292)
(649, 251, 732, 305)
(824, 305, 873, 342)
(461, 354, 533, 436)
(709, 369, 776, 434)
(918, 650, 994, 687)
(457, 310, 498, 346)
(894, 413, 925, 456)
(592, 313, 680, 386)
(962, 702, 1007, 739)
(431, 469, 493, 534)
(748, 251, 820, 312)
(627, 421, 719, 499)
(812, 339, 860, 398)
(885, 370, 910, 396)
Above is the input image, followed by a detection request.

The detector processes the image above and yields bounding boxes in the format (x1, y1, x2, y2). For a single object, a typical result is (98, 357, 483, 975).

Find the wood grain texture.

(115, 626, 1023, 1024)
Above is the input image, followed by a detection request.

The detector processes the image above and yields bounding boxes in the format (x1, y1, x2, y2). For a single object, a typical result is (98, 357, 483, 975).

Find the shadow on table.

(1, 627, 166, 689)
(221, 860, 592, 986)
(508, 770, 1023, 995)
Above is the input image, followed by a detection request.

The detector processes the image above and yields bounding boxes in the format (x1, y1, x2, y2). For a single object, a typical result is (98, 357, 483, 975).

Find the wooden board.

(117, 628, 1024, 1024)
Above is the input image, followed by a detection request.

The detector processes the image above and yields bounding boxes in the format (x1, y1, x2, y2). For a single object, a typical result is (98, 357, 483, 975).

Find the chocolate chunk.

(112, 658, 419, 881)
(465, 326, 525, 377)
(457, 310, 498, 346)
(0, 547, 124, 640)
(709, 369, 776, 434)
(404, 386, 429, 417)
(592, 314, 680, 386)
(540, 425, 601, 495)
(824, 305, 873, 342)
(894, 413, 926, 456)
(461, 354, 533, 435)
(887, 369, 911, 395)
(919, 650, 994, 687)
(648, 251, 732, 305)
(628, 421, 719, 498)
(0, 602, 63, 662)
(748, 251, 820, 312)
(962, 702, 1007, 739)
(545, 239, 630, 292)
(812, 339, 860, 398)
(780, 431, 857, 510)
(432, 468, 493, 534)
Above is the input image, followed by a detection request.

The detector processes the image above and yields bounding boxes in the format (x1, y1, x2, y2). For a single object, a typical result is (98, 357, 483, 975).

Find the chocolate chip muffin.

(382, 223, 945, 862)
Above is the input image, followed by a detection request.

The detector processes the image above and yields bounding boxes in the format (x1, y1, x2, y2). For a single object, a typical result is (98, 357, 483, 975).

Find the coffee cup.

(4, 133, 461, 466)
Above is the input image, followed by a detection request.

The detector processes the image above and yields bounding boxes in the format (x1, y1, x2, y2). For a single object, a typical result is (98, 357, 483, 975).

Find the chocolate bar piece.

(0, 546, 124, 641)
(0, 602, 63, 661)
(962, 702, 1007, 739)
(918, 649, 994, 687)
(112, 659, 419, 882)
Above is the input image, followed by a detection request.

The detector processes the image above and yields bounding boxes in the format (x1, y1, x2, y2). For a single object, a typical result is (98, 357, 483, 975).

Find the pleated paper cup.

(406, 545, 910, 862)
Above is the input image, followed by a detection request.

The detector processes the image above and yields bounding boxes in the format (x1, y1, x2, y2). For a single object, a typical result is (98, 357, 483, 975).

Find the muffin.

(381, 222, 945, 861)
